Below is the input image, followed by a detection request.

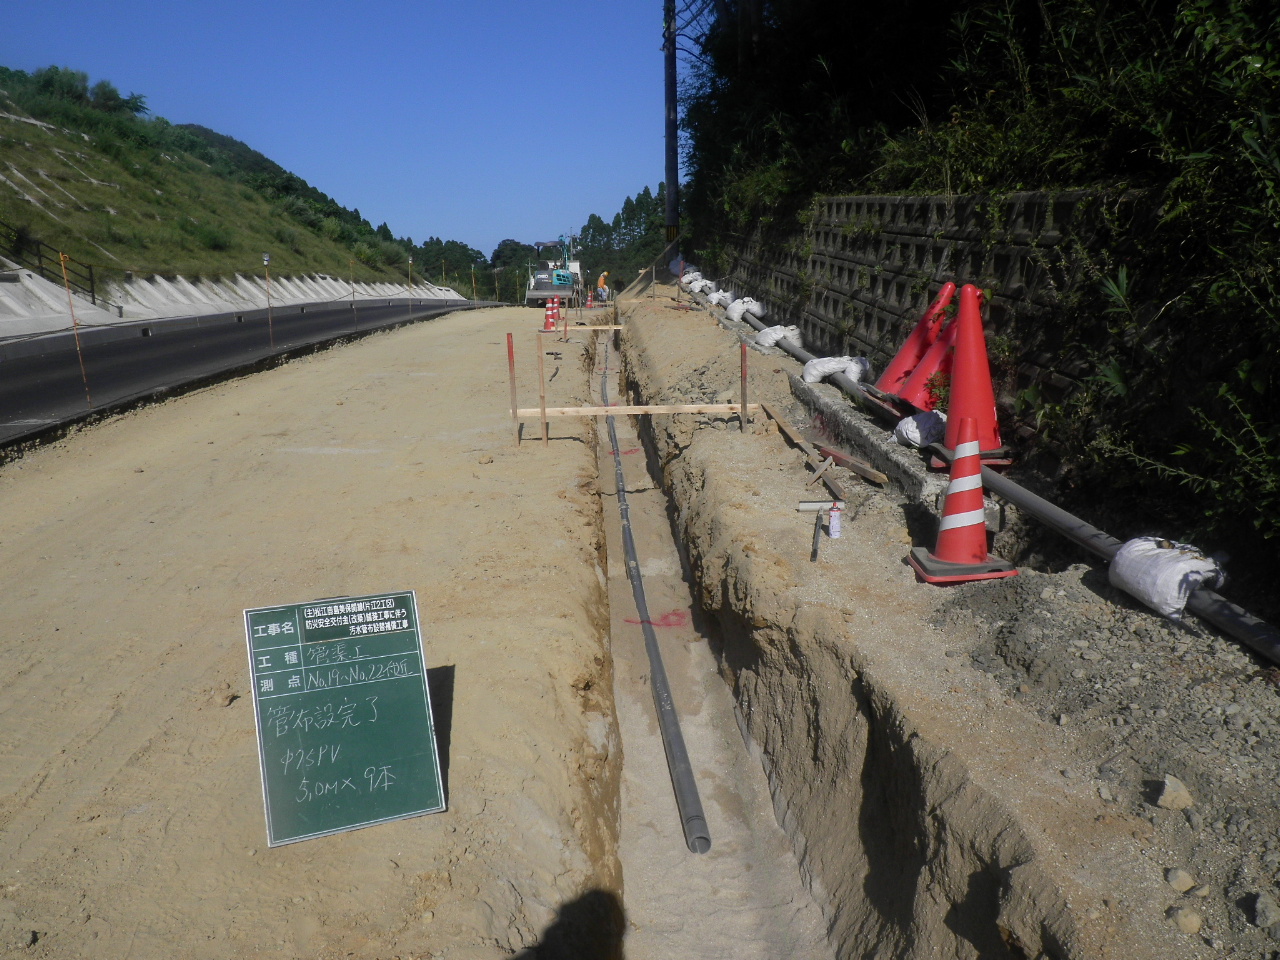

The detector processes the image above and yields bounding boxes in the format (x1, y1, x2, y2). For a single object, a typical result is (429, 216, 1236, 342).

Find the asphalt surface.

(0, 298, 479, 447)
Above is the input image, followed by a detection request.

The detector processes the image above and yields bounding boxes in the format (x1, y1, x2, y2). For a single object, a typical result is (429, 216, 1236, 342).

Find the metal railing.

(0, 215, 105, 306)
(618, 238, 683, 301)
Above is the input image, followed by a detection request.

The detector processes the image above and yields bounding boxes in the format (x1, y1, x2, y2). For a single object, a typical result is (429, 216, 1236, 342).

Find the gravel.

(705, 290, 1280, 956)
(940, 563, 1280, 955)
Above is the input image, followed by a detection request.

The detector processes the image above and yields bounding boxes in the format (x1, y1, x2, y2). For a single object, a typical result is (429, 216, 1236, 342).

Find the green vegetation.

(678, 0, 1280, 568)
(0, 63, 662, 306)
(478, 187, 669, 305)
(489, 239, 539, 303)
(577, 184, 671, 292)
(0, 64, 485, 289)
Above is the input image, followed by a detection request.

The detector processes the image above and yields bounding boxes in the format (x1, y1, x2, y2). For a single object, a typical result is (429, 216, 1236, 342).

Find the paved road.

(0, 298, 479, 446)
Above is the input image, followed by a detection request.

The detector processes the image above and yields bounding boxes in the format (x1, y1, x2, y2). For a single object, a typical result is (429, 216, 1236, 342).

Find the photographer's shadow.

(512, 888, 625, 960)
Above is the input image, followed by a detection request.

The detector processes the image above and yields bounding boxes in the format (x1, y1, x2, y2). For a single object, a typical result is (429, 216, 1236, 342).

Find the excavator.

(524, 235, 584, 308)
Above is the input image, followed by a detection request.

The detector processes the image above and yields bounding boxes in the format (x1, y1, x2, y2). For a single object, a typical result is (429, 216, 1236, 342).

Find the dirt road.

(0, 308, 618, 958)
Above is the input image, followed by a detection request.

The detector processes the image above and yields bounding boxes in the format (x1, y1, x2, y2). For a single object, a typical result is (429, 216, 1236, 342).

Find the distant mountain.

(0, 63, 484, 288)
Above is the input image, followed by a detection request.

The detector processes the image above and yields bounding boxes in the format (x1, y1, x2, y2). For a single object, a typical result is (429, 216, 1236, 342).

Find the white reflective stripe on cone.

(954, 440, 981, 458)
(946, 474, 983, 494)
(939, 508, 985, 531)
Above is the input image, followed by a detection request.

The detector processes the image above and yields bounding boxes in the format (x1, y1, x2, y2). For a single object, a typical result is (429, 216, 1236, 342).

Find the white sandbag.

(894, 411, 948, 447)
(778, 324, 802, 345)
(1108, 537, 1225, 621)
(803, 356, 872, 384)
(680, 271, 703, 285)
(842, 357, 873, 383)
(743, 298, 767, 319)
(726, 299, 749, 323)
(755, 325, 790, 347)
(690, 278, 713, 294)
(803, 356, 853, 383)
(708, 290, 733, 307)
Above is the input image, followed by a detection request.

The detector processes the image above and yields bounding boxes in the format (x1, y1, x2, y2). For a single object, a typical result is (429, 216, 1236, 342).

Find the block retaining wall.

(723, 189, 1155, 397)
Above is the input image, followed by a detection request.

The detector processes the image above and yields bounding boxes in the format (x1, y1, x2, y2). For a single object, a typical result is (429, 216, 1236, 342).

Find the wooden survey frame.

(510, 335, 757, 446)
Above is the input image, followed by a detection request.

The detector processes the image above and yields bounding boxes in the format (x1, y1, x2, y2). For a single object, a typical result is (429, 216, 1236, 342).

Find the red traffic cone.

(941, 284, 1004, 456)
(895, 313, 957, 410)
(876, 282, 956, 395)
(543, 300, 556, 331)
(587, 291, 595, 308)
(907, 417, 1017, 583)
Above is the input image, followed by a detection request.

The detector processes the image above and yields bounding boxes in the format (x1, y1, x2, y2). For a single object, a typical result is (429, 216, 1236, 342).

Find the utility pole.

(663, 0, 679, 246)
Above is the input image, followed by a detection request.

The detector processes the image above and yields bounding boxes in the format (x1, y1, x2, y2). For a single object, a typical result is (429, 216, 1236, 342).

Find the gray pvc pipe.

(601, 344, 711, 854)
(733, 304, 1280, 665)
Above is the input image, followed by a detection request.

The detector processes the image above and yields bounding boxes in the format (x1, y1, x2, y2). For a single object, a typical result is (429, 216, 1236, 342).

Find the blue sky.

(1, 0, 670, 258)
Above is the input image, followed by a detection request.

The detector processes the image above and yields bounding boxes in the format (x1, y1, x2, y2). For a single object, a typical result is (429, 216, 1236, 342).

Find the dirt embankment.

(0, 307, 621, 959)
(614, 289, 1211, 958)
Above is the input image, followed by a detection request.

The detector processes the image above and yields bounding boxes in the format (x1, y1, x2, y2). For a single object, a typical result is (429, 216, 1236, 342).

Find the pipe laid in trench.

(731, 305, 1280, 666)
(600, 336, 711, 854)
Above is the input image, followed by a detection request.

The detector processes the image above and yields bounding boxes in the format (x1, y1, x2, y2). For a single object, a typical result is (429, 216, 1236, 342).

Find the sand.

(0, 307, 618, 959)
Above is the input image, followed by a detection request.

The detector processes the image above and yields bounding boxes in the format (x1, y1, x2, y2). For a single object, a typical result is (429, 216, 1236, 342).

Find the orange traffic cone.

(895, 313, 957, 411)
(941, 284, 1005, 456)
(907, 417, 1017, 583)
(876, 282, 956, 395)
(587, 291, 595, 309)
(543, 300, 556, 331)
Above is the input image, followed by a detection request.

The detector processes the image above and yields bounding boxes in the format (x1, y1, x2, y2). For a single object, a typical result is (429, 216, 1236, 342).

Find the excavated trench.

(0, 297, 1247, 957)
(587, 291, 1202, 959)
(591, 327, 831, 960)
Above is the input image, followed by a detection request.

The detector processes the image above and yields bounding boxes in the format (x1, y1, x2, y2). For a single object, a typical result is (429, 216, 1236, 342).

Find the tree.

(491, 239, 537, 270)
(31, 66, 89, 104)
(577, 183, 669, 288)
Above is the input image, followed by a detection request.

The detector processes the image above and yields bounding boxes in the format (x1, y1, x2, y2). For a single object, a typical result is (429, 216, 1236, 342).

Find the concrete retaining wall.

(722, 190, 1155, 396)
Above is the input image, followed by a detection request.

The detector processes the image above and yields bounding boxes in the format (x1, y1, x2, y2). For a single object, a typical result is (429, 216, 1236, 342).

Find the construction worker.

(597, 270, 610, 302)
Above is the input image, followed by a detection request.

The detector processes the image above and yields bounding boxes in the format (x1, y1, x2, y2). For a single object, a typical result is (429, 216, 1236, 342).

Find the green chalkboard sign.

(244, 591, 445, 846)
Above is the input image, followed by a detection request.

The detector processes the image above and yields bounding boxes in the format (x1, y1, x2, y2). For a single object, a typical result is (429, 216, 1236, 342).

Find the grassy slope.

(0, 104, 403, 284)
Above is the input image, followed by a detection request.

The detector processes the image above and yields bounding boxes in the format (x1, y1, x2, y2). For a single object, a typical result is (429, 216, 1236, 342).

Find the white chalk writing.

(263, 696, 379, 737)
(280, 743, 342, 773)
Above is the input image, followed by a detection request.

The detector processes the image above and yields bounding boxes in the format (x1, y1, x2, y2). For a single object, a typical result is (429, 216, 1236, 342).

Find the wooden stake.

(507, 332, 519, 447)
(760, 401, 848, 502)
(817, 445, 889, 486)
(740, 341, 748, 432)
(537, 345, 548, 446)
(806, 456, 835, 486)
